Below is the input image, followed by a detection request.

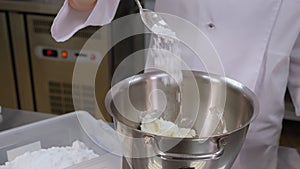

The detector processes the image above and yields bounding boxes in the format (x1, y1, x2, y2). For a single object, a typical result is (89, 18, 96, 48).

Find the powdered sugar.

(0, 141, 99, 169)
(151, 24, 176, 38)
(150, 24, 183, 85)
(140, 114, 196, 138)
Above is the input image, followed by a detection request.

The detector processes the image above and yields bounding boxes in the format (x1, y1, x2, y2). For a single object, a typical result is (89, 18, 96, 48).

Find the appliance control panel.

(36, 46, 102, 63)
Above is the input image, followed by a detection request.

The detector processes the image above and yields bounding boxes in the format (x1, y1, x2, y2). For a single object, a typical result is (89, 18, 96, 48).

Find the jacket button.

(207, 23, 216, 29)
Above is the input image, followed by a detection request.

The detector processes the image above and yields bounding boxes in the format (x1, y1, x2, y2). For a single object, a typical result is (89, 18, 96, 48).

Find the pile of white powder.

(0, 141, 99, 169)
(140, 114, 196, 138)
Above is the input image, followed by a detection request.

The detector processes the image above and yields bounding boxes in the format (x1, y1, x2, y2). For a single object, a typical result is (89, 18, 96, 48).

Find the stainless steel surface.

(146, 135, 225, 160)
(0, 107, 55, 132)
(106, 71, 258, 169)
(0, 0, 63, 14)
(0, 12, 18, 108)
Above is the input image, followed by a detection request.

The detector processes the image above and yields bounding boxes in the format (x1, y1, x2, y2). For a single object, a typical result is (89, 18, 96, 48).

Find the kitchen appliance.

(0, 0, 107, 116)
(0, 12, 18, 108)
(26, 14, 111, 120)
(106, 71, 258, 169)
(0, 0, 143, 121)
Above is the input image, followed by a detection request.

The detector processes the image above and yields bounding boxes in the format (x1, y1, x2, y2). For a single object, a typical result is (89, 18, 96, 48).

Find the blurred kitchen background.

(0, 0, 299, 149)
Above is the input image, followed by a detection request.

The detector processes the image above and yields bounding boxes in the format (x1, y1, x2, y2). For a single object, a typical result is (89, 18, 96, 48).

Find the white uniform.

(51, 0, 300, 168)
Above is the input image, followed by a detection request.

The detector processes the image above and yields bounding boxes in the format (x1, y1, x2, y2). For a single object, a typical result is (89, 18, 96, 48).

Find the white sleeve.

(288, 33, 300, 116)
(51, 0, 120, 42)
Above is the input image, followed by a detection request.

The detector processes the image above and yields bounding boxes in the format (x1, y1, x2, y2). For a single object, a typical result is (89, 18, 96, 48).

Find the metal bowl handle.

(144, 136, 225, 161)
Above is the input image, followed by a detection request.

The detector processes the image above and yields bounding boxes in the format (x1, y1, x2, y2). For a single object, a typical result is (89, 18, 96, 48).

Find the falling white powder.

(209, 107, 228, 135)
(151, 24, 176, 38)
(150, 24, 183, 85)
(198, 107, 228, 137)
(0, 141, 99, 169)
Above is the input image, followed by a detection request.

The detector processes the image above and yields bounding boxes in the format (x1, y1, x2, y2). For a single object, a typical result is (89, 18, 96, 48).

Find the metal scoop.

(134, 0, 170, 34)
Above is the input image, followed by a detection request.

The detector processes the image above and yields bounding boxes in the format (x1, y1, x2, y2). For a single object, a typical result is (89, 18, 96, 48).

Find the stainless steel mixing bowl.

(105, 71, 258, 169)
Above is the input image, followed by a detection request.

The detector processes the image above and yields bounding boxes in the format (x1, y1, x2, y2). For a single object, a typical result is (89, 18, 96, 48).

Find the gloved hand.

(52, 0, 119, 42)
(68, 0, 97, 11)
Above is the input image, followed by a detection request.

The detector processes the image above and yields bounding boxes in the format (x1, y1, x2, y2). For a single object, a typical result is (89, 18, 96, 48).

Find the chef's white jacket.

(51, 0, 300, 168)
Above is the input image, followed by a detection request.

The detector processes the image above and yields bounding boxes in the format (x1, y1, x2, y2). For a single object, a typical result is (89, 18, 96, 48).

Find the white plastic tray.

(0, 111, 122, 168)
